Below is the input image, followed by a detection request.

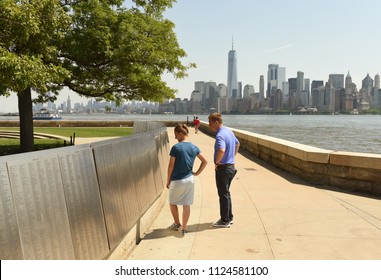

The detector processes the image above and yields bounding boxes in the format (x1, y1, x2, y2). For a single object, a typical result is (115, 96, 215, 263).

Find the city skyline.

(161, 0, 381, 100)
(1, 0, 381, 112)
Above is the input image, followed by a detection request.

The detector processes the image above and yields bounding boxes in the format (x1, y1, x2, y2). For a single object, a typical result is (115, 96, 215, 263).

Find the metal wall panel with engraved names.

(158, 129, 170, 189)
(153, 130, 165, 187)
(91, 142, 124, 249)
(154, 129, 170, 190)
(133, 120, 165, 134)
(160, 129, 170, 169)
(117, 139, 142, 229)
(91, 134, 162, 248)
(0, 160, 23, 259)
(128, 136, 158, 215)
(7, 153, 75, 259)
(119, 136, 152, 216)
(92, 138, 142, 249)
(150, 128, 168, 198)
(150, 132, 164, 196)
(58, 147, 109, 259)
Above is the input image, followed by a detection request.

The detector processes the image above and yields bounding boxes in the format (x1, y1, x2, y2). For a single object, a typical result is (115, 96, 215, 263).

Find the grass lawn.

(1, 127, 133, 138)
(0, 127, 133, 156)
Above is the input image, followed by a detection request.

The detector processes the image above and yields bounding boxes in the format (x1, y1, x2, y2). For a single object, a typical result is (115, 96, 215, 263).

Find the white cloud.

(255, 44, 294, 56)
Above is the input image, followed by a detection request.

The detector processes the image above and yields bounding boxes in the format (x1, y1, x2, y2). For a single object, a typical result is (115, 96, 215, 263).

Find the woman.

(166, 124, 208, 235)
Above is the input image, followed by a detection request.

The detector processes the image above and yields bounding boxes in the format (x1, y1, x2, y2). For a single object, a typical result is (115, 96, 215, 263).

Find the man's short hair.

(208, 112, 222, 124)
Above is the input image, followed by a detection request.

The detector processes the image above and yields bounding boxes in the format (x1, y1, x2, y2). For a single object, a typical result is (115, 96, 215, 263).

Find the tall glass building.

(267, 64, 278, 98)
(227, 42, 238, 99)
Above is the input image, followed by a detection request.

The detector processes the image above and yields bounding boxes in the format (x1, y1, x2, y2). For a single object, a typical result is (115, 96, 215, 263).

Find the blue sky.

(163, 0, 381, 98)
(1, 0, 380, 112)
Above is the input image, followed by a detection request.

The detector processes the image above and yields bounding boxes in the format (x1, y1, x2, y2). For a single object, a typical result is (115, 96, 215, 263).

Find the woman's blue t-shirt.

(170, 142, 200, 180)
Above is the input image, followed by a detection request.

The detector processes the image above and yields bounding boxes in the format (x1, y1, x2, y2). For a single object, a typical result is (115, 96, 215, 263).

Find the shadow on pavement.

(141, 222, 219, 240)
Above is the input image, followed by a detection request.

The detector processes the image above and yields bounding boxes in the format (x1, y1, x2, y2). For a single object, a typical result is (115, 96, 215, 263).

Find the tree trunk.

(18, 87, 34, 152)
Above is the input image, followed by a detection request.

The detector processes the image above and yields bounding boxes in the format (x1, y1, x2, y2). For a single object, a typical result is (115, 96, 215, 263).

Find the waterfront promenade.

(125, 129, 381, 260)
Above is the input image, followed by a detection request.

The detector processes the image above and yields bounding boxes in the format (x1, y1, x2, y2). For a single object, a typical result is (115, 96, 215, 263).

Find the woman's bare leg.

(169, 204, 180, 225)
(181, 205, 190, 230)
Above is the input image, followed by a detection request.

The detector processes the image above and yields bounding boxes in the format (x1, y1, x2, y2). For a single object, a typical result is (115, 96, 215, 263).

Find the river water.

(217, 114, 381, 155)
(1, 113, 381, 154)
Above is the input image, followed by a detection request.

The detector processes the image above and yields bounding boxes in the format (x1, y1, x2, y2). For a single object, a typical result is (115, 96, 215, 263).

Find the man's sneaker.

(229, 220, 233, 225)
(168, 223, 181, 230)
(179, 229, 187, 236)
(212, 219, 231, 228)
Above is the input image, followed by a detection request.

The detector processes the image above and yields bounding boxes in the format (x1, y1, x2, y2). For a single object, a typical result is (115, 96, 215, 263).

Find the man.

(193, 116, 200, 133)
(208, 113, 240, 228)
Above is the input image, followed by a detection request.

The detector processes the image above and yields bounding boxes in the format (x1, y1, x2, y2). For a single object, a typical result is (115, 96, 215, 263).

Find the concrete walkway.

(126, 128, 381, 260)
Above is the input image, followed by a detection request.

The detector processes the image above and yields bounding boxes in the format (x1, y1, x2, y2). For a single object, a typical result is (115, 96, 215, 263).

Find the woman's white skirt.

(168, 175, 195, 205)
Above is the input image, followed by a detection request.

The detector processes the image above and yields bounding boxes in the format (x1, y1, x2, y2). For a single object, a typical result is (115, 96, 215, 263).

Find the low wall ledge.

(231, 127, 333, 164)
(330, 152, 381, 169)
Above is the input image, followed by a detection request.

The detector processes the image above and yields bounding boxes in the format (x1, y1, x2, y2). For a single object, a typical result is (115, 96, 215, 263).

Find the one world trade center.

(227, 39, 238, 99)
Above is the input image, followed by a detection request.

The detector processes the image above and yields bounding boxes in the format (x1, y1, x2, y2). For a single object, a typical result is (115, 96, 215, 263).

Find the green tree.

(0, 0, 71, 152)
(0, 0, 193, 152)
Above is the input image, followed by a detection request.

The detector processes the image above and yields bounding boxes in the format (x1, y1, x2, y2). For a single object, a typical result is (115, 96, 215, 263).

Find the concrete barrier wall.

(0, 122, 169, 260)
(199, 122, 381, 196)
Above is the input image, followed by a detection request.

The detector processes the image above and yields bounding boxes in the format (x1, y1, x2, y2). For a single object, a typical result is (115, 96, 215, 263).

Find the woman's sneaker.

(179, 228, 187, 236)
(168, 223, 181, 230)
(212, 219, 231, 228)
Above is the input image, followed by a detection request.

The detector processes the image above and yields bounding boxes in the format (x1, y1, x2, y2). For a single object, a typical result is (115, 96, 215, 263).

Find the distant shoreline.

(2, 111, 380, 116)
(0, 113, 19, 116)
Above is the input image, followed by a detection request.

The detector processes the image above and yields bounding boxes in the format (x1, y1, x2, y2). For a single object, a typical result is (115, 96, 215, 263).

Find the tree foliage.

(0, 0, 193, 151)
(60, 0, 191, 104)
(0, 0, 71, 98)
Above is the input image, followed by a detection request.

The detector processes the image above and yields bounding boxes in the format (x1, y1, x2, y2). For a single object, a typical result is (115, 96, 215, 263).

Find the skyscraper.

(243, 84, 255, 98)
(361, 74, 373, 103)
(227, 39, 238, 99)
(194, 81, 205, 109)
(67, 95, 71, 113)
(296, 71, 304, 106)
(282, 81, 289, 103)
(374, 74, 380, 89)
(218, 83, 228, 98)
(328, 74, 344, 89)
(267, 64, 278, 98)
(345, 72, 352, 89)
(259, 75, 265, 102)
(238, 82, 242, 99)
(277, 67, 286, 89)
(190, 90, 202, 113)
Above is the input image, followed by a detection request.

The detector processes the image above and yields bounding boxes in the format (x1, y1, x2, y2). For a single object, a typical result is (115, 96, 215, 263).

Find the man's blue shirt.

(214, 127, 239, 164)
